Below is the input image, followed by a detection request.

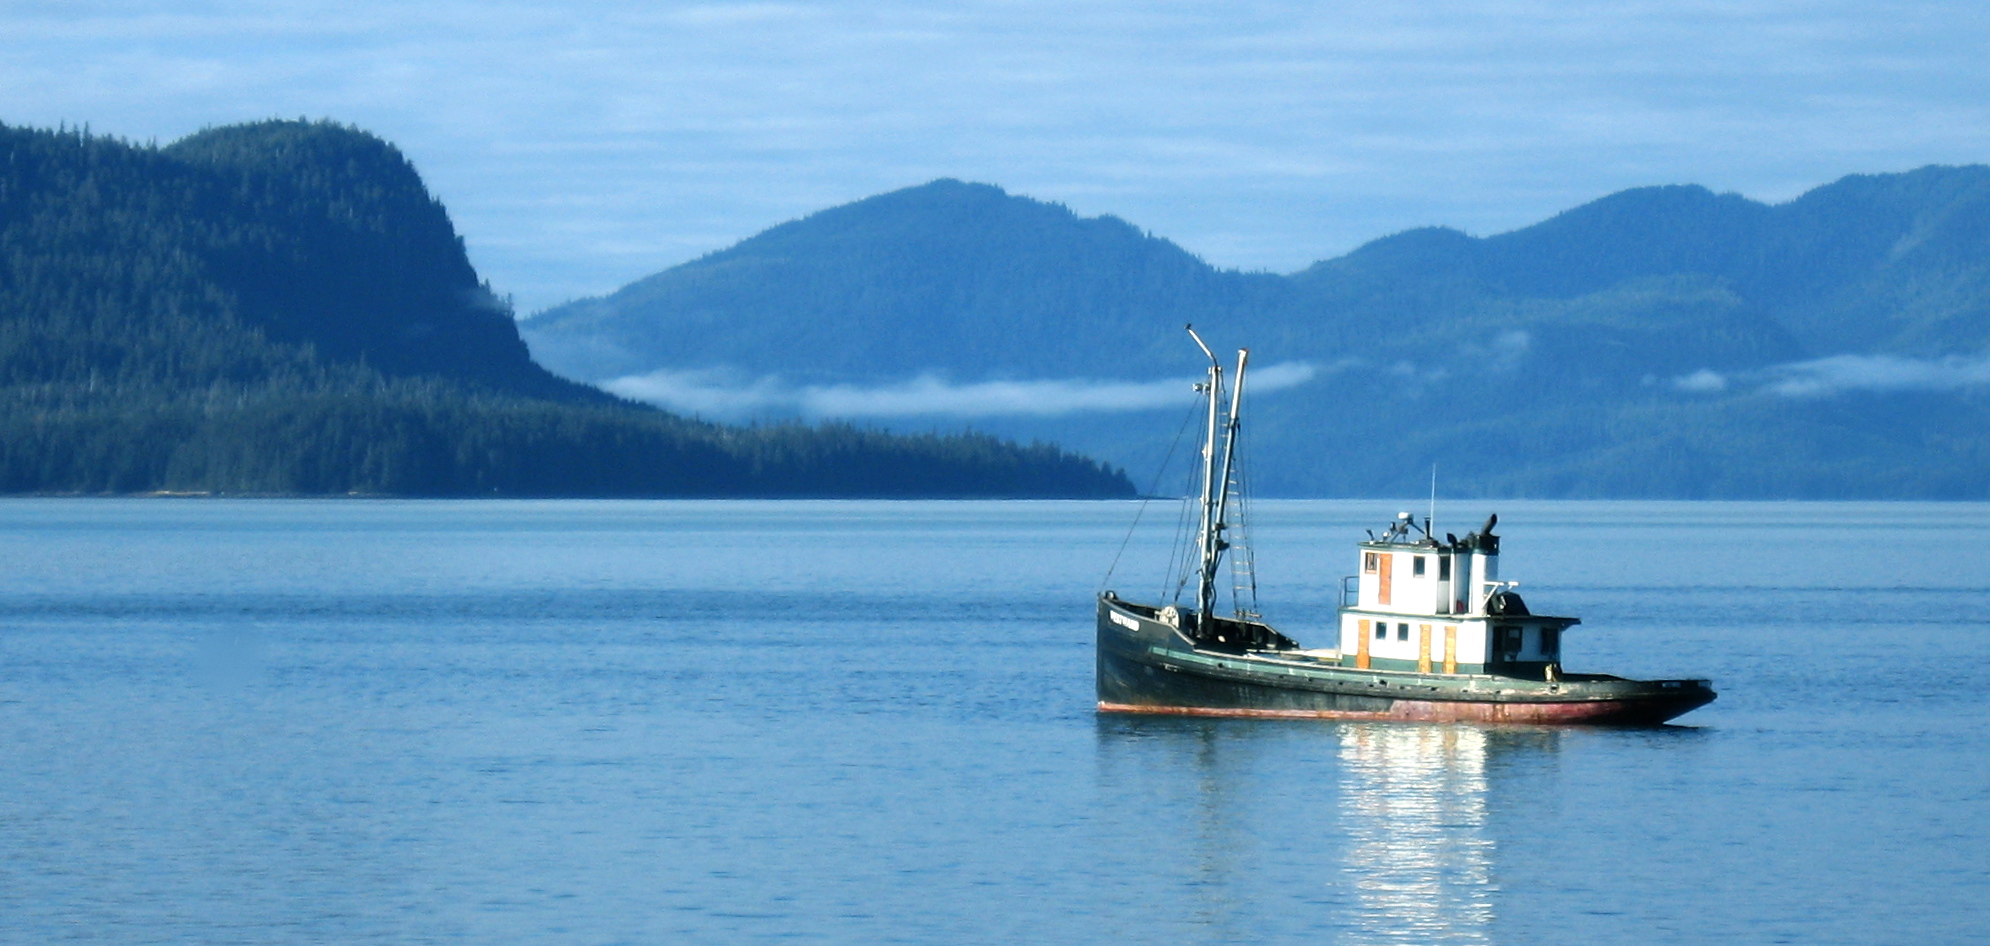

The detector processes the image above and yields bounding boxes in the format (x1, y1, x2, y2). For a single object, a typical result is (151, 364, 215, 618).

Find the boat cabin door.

(1437, 554, 1453, 614)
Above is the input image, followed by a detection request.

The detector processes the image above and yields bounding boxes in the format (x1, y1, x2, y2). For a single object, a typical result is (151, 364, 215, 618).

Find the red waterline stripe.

(1097, 699, 1642, 724)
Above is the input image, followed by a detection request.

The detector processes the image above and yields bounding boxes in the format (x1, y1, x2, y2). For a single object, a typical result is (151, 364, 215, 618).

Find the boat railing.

(1480, 580, 1519, 612)
(1340, 575, 1359, 606)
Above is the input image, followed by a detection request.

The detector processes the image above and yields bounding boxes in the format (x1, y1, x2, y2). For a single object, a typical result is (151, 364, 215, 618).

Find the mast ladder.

(1224, 469, 1260, 619)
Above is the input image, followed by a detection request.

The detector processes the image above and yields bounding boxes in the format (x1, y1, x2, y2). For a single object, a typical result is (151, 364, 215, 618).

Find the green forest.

(0, 121, 1131, 497)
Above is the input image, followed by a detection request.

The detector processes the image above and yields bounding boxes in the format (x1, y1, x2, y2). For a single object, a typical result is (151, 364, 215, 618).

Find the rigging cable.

(1164, 412, 1205, 605)
(1098, 398, 1203, 594)
(1167, 479, 1198, 605)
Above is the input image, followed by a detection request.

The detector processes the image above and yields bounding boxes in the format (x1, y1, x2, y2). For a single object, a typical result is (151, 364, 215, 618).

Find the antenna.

(1429, 463, 1438, 539)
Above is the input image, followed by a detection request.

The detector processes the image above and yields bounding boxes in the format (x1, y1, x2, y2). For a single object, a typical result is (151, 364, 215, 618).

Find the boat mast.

(1187, 326, 1222, 623)
(1187, 327, 1248, 624)
(1209, 347, 1249, 617)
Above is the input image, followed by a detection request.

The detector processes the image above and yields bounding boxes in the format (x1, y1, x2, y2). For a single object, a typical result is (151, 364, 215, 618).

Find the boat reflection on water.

(1339, 724, 1515, 945)
(1094, 717, 1563, 944)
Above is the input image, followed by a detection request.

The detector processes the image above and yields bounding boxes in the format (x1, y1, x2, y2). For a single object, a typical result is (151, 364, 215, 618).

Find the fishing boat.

(1096, 328, 1716, 724)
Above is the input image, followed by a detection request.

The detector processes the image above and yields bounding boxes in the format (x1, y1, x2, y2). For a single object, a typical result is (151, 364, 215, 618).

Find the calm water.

(1, 499, 1986, 945)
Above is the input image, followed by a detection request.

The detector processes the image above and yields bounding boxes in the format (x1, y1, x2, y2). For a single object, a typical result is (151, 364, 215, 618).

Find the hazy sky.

(6, 1, 1988, 313)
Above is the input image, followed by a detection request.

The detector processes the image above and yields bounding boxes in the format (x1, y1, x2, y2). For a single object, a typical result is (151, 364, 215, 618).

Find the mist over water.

(1, 499, 1986, 943)
(1673, 350, 1990, 397)
(601, 361, 1321, 421)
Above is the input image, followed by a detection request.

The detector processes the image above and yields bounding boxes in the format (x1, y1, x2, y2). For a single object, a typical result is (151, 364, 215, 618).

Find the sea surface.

(1, 498, 1986, 945)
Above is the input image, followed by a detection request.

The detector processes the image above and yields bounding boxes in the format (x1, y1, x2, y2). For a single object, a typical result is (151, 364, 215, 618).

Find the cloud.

(1672, 368, 1728, 392)
(603, 361, 1320, 420)
(7, 2, 1990, 312)
(1761, 352, 1990, 397)
(1450, 328, 1529, 376)
(1670, 352, 1990, 397)
(603, 368, 794, 418)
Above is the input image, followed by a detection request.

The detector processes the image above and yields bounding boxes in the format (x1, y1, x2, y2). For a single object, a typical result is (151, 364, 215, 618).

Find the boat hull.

(1097, 595, 1714, 725)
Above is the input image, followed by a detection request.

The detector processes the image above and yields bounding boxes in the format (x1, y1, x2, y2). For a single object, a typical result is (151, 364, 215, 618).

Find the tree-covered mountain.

(522, 171, 1990, 498)
(524, 179, 1286, 384)
(0, 121, 1130, 497)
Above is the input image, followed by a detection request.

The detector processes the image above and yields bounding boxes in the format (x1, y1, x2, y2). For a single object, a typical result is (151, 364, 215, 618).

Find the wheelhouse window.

(1413, 556, 1427, 577)
(1397, 623, 1410, 641)
(1363, 552, 1379, 574)
(1439, 557, 1452, 580)
(1374, 621, 1386, 639)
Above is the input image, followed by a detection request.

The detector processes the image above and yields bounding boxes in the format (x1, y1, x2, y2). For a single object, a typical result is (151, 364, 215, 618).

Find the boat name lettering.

(1109, 611, 1141, 631)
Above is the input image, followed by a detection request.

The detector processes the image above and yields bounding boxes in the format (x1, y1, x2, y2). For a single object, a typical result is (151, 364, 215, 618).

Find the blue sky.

(6, 1, 1988, 313)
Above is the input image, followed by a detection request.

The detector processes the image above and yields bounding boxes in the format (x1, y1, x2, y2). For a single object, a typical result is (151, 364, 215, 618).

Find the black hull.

(1097, 595, 1714, 725)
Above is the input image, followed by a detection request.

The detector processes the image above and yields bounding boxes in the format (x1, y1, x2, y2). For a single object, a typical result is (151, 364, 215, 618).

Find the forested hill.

(0, 121, 1131, 497)
(523, 179, 1283, 383)
(523, 171, 1990, 499)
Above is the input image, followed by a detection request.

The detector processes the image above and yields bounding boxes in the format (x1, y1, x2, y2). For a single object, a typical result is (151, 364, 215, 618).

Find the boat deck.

(1221, 645, 1657, 687)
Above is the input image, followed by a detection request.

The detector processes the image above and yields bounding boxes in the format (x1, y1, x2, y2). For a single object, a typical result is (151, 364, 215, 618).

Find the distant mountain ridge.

(523, 168, 1990, 498)
(1303, 168, 1990, 357)
(526, 179, 1279, 384)
(0, 121, 1130, 497)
